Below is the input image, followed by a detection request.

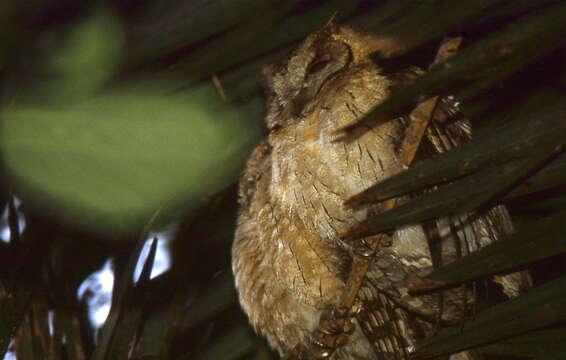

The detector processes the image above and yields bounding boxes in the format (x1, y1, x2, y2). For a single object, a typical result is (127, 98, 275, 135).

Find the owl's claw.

(291, 341, 331, 359)
(311, 335, 333, 358)
(319, 306, 350, 334)
(302, 331, 352, 359)
(299, 306, 356, 358)
(353, 235, 393, 258)
(353, 238, 374, 257)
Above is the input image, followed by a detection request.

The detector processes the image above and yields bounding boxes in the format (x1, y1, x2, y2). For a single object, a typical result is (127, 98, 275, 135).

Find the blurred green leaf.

(38, 7, 124, 102)
(1, 85, 262, 236)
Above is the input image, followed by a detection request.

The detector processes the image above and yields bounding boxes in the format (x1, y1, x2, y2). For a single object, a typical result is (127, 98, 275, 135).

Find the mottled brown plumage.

(232, 23, 523, 359)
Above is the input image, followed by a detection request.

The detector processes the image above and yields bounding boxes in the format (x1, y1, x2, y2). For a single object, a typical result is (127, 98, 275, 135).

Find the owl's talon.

(343, 319, 355, 334)
(305, 306, 356, 358)
(313, 329, 328, 344)
(353, 238, 374, 257)
(291, 343, 330, 360)
(310, 343, 332, 359)
(381, 234, 393, 247)
(306, 331, 351, 359)
(333, 306, 349, 319)
(319, 306, 350, 335)
(335, 334, 350, 347)
(307, 331, 338, 359)
(351, 298, 364, 315)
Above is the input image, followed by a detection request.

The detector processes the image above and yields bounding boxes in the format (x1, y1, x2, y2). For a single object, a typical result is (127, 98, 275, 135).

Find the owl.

(232, 21, 523, 360)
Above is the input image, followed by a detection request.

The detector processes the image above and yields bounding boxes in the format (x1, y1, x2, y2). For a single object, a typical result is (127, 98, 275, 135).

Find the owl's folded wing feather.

(352, 85, 528, 359)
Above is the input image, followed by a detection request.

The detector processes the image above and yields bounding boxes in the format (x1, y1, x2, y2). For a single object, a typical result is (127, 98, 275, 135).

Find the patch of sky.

(3, 340, 15, 360)
(0, 196, 26, 243)
(77, 228, 173, 333)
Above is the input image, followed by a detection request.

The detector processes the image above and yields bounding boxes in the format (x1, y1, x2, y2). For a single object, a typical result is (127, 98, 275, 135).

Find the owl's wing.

(425, 97, 528, 297)
(352, 84, 527, 359)
(237, 139, 272, 211)
(354, 278, 427, 360)
(424, 96, 514, 266)
(394, 69, 521, 288)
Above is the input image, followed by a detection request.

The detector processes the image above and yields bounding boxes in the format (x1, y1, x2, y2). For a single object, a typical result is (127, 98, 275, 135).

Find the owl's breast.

(268, 68, 405, 242)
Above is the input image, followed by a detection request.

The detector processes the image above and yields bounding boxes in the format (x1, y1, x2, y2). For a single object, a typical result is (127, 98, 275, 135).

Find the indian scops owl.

(232, 23, 523, 360)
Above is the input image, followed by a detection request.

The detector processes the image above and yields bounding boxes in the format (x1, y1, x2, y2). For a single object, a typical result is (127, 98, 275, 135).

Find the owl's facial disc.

(262, 25, 353, 131)
(293, 40, 352, 118)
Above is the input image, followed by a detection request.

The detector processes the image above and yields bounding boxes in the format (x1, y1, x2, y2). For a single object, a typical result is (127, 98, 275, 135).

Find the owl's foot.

(353, 235, 393, 258)
(292, 307, 355, 359)
(353, 238, 374, 257)
(292, 334, 350, 359)
(325, 306, 357, 336)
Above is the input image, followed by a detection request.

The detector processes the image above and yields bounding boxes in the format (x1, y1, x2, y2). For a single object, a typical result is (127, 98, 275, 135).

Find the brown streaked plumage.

(232, 22, 524, 360)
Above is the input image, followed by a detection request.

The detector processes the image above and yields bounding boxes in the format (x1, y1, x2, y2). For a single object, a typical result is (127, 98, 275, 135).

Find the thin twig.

(211, 74, 227, 102)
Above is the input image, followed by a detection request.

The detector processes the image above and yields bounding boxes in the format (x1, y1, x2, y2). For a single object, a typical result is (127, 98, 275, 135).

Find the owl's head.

(262, 21, 382, 131)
